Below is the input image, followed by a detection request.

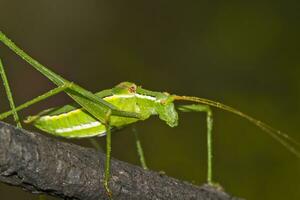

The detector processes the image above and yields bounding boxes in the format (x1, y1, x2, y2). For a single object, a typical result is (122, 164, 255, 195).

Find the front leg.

(177, 104, 213, 185)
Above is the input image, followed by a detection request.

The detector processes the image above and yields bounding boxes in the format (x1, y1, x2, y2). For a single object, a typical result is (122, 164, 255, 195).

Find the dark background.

(0, 1, 300, 199)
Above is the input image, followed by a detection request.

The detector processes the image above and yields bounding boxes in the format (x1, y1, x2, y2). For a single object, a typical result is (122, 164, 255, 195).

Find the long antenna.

(173, 95, 300, 158)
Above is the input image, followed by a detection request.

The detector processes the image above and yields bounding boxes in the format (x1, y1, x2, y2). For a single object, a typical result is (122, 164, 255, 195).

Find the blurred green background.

(0, 0, 300, 199)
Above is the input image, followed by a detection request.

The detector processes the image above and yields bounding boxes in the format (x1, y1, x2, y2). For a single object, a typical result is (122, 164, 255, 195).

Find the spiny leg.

(177, 104, 213, 184)
(0, 58, 21, 127)
(0, 83, 74, 120)
(132, 125, 148, 170)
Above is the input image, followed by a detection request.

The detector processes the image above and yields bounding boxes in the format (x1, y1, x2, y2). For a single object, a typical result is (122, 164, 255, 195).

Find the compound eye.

(128, 85, 137, 93)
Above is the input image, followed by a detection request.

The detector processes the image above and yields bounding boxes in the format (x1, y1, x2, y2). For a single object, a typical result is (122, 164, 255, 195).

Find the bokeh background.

(0, 1, 300, 199)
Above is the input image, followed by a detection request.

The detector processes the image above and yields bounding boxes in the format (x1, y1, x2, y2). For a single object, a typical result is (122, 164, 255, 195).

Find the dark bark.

(0, 121, 242, 200)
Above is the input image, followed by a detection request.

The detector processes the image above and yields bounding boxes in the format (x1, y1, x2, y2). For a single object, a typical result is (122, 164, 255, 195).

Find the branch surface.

(0, 121, 242, 200)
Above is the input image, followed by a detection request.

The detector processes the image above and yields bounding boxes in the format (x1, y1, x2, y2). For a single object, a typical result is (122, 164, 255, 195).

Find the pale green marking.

(39, 109, 83, 121)
(55, 121, 101, 133)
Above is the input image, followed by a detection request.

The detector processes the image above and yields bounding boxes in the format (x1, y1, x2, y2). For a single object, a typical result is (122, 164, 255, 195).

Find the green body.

(25, 82, 178, 138)
(1, 31, 299, 198)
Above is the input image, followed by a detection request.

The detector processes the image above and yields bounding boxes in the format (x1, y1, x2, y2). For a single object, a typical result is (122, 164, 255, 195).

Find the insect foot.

(104, 181, 113, 200)
(207, 182, 224, 192)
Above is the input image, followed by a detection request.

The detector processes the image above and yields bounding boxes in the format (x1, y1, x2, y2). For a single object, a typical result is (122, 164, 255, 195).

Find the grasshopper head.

(155, 94, 178, 127)
(112, 82, 137, 95)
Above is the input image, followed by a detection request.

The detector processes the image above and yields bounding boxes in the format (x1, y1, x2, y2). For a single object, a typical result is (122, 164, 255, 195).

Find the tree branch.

(0, 121, 242, 200)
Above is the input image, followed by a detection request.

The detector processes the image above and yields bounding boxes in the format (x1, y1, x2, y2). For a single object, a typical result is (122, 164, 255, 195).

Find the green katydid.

(0, 31, 299, 198)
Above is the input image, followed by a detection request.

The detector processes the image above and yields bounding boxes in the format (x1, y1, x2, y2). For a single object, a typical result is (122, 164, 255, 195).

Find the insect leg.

(0, 83, 73, 120)
(177, 104, 213, 184)
(103, 109, 112, 197)
(0, 58, 21, 127)
(132, 125, 148, 169)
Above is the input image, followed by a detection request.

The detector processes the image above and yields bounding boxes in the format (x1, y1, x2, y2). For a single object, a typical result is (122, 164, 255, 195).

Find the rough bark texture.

(0, 121, 242, 200)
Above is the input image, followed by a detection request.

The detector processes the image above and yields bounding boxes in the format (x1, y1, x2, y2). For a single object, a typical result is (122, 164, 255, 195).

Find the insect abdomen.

(27, 94, 156, 138)
(33, 109, 106, 138)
